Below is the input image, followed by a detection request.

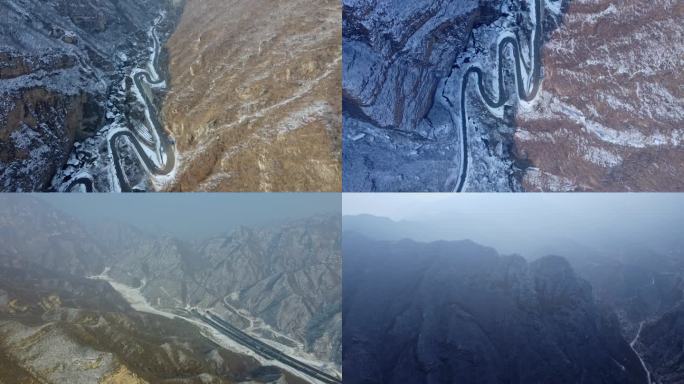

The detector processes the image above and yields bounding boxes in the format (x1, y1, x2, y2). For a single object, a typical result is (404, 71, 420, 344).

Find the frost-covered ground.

(88, 268, 175, 319)
(0, 0, 170, 191)
(440, 0, 533, 192)
(214, 294, 342, 378)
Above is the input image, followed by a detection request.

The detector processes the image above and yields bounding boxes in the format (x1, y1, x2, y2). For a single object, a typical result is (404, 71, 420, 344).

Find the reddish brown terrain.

(162, 0, 341, 191)
(515, 0, 683, 191)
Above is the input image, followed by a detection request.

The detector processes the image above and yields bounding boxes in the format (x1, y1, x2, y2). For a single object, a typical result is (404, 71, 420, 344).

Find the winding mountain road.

(67, 14, 176, 192)
(454, 0, 543, 192)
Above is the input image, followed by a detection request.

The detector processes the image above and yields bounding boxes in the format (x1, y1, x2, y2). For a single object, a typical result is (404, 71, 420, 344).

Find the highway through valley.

(192, 309, 342, 384)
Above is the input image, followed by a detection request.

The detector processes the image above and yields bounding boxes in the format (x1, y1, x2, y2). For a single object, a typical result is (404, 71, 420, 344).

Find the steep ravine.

(53, 2, 185, 192)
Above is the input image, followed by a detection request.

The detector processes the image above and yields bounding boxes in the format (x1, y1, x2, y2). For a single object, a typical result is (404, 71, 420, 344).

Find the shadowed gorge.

(0, 0, 184, 192)
(342, 0, 682, 192)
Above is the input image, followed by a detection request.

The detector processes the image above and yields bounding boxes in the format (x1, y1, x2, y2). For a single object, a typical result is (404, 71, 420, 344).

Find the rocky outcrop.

(343, 233, 647, 383)
(0, 0, 170, 191)
(0, 87, 99, 191)
(162, 0, 341, 191)
(343, 0, 499, 191)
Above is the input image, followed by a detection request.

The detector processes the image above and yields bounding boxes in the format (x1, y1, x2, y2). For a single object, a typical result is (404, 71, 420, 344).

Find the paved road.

(68, 14, 176, 192)
(455, 0, 543, 192)
(111, 15, 175, 192)
(193, 310, 341, 384)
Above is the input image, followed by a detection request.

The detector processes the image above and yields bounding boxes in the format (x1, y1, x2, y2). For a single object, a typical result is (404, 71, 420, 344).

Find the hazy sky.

(343, 193, 684, 256)
(42, 193, 340, 240)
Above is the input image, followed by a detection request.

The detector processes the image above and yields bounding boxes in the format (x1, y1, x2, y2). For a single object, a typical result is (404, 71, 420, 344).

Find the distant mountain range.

(343, 215, 684, 384)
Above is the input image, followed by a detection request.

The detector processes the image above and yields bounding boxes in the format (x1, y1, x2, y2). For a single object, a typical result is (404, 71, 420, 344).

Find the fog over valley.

(343, 193, 684, 258)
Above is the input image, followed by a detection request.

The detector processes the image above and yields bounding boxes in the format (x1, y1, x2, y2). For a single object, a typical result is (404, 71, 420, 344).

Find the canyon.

(0, 0, 181, 192)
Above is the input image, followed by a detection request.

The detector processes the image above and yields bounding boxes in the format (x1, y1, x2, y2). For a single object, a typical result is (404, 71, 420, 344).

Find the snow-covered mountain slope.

(515, 0, 684, 191)
(342, 0, 560, 191)
(105, 215, 342, 369)
(0, 261, 306, 384)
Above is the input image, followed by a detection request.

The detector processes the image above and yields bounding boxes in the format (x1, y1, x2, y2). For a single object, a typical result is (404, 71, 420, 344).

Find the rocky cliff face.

(343, 233, 647, 384)
(343, 0, 502, 191)
(556, 244, 684, 384)
(515, 0, 684, 191)
(635, 303, 684, 384)
(344, 0, 681, 192)
(161, 0, 341, 191)
(0, 0, 170, 191)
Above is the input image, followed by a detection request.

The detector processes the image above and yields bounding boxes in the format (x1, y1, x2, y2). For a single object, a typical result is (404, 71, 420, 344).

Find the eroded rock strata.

(343, 0, 681, 192)
(343, 0, 557, 191)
